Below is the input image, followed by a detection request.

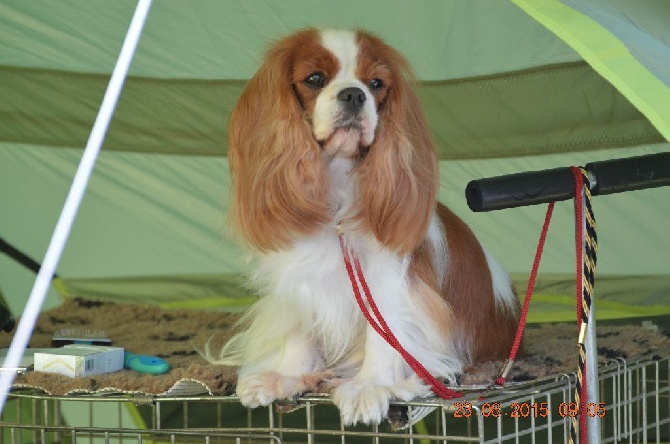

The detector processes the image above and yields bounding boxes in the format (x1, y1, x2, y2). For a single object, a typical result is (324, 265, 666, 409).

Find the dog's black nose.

(337, 87, 366, 111)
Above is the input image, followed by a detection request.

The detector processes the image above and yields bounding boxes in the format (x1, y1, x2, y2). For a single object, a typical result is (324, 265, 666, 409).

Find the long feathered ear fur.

(353, 35, 438, 254)
(228, 30, 331, 252)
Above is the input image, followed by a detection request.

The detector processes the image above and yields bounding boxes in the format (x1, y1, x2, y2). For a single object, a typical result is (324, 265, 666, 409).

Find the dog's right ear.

(227, 30, 331, 252)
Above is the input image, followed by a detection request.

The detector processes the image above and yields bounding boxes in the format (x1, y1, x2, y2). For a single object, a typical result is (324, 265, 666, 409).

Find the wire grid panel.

(460, 352, 670, 443)
(1, 352, 668, 444)
(599, 355, 670, 443)
(0, 424, 281, 444)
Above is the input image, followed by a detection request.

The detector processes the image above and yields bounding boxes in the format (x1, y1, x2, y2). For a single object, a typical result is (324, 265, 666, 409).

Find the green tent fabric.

(1, 0, 669, 323)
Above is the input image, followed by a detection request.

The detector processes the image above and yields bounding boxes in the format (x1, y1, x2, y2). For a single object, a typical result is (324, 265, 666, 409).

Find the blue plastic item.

(123, 351, 170, 375)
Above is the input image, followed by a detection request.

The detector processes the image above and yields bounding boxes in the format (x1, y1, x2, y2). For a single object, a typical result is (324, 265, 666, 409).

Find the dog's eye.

(304, 72, 326, 88)
(369, 78, 384, 90)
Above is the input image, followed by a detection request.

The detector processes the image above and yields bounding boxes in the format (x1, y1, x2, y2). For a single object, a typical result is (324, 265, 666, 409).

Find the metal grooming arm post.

(465, 151, 670, 443)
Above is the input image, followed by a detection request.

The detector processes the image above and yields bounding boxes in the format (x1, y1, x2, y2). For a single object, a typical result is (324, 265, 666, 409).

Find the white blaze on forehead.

(313, 29, 378, 152)
(319, 29, 359, 78)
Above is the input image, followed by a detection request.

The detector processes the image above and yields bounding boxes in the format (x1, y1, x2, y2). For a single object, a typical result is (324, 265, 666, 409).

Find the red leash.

(338, 233, 463, 399)
(340, 167, 591, 416)
(488, 201, 555, 391)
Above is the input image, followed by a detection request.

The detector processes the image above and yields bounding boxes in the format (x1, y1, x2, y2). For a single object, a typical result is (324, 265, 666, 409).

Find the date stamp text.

(453, 402, 607, 418)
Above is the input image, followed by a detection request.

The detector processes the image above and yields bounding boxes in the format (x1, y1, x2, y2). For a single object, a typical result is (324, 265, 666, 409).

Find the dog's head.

(228, 28, 437, 253)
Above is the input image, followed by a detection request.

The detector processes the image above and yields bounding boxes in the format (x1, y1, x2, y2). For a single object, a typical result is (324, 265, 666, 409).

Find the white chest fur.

(251, 228, 410, 368)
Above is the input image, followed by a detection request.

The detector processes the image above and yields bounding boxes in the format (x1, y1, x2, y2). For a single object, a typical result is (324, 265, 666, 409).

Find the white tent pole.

(0, 0, 153, 415)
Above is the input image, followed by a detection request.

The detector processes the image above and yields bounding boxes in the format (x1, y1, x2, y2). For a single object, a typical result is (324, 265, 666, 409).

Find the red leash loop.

(484, 167, 589, 406)
(489, 201, 555, 390)
(338, 234, 463, 399)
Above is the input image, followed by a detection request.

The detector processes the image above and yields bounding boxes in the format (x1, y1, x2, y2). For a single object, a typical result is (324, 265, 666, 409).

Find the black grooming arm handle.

(466, 152, 670, 212)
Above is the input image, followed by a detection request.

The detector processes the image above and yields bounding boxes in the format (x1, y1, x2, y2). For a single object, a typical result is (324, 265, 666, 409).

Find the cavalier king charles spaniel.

(208, 28, 520, 425)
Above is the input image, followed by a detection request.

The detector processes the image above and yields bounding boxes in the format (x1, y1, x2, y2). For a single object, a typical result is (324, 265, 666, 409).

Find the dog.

(207, 28, 520, 426)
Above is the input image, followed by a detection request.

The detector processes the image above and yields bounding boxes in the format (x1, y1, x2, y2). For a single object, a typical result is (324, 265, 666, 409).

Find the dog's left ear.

(354, 50, 438, 254)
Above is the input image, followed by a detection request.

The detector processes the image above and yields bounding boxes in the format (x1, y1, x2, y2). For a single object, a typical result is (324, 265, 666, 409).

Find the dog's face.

(290, 29, 391, 159)
(228, 28, 438, 253)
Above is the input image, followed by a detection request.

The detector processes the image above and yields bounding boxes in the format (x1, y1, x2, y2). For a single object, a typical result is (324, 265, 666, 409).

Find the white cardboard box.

(34, 345, 124, 378)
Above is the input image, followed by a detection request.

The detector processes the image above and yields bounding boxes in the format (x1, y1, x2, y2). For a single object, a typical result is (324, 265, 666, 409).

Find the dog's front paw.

(332, 376, 433, 426)
(332, 380, 393, 425)
(236, 372, 305, 407)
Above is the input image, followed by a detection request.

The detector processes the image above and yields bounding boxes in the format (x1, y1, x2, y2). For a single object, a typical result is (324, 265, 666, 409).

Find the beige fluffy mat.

(3, 298, 669, 397)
